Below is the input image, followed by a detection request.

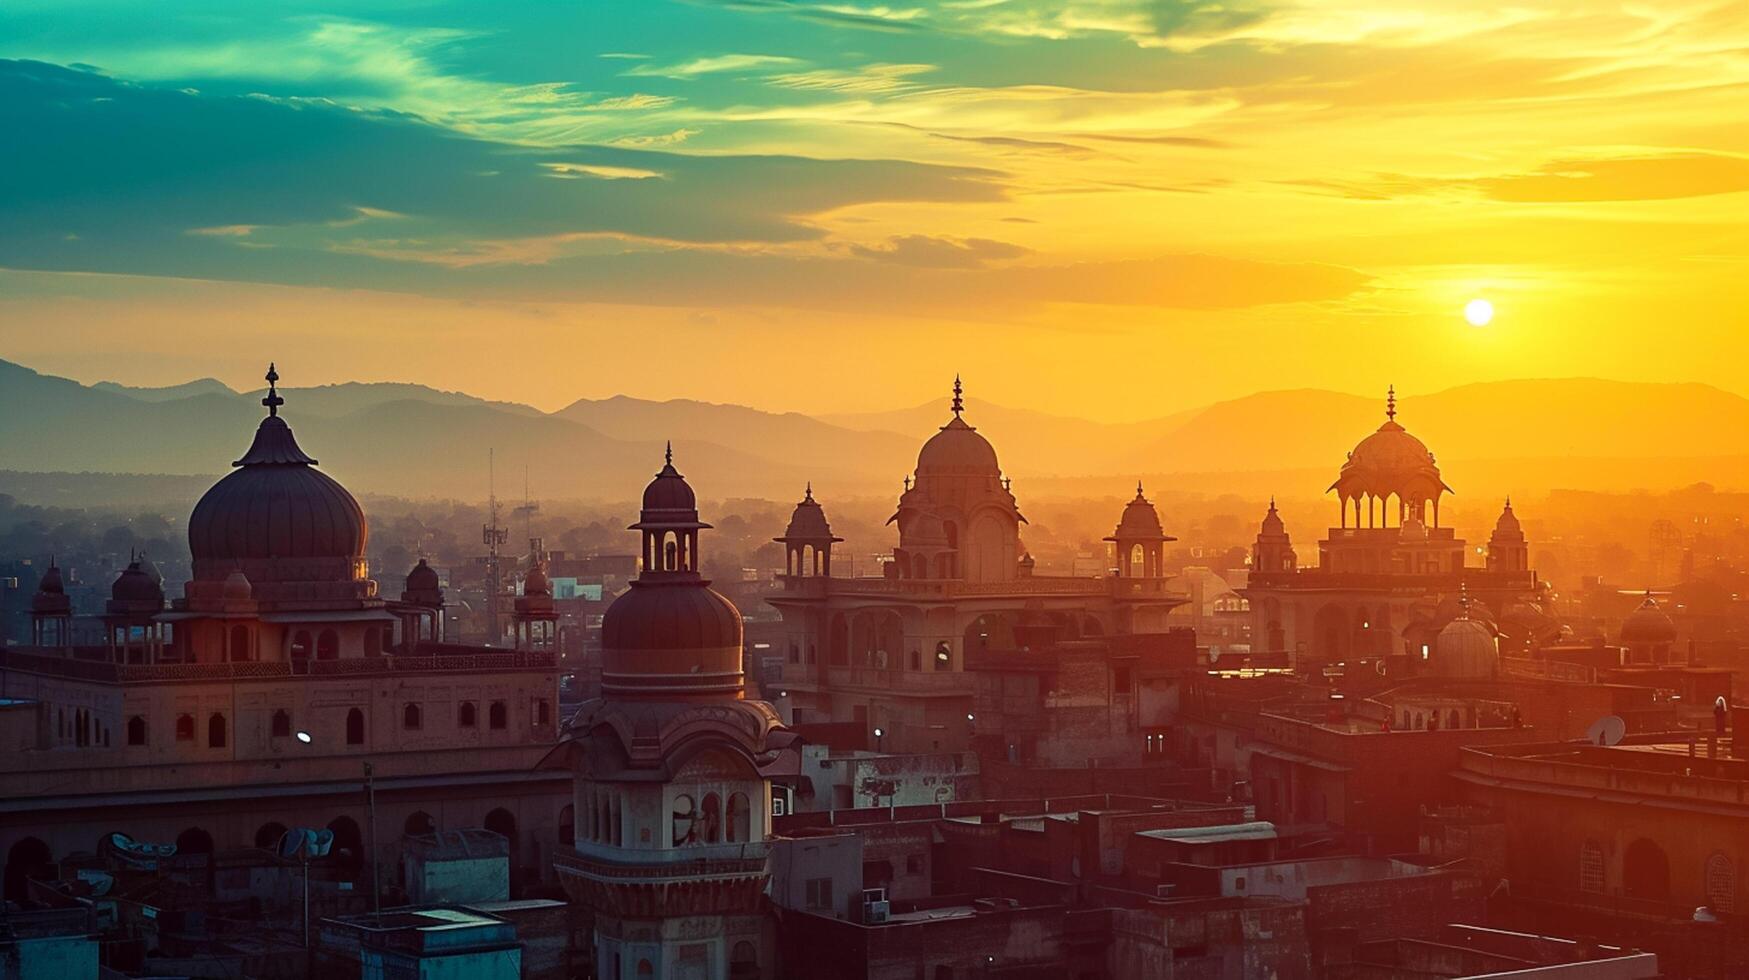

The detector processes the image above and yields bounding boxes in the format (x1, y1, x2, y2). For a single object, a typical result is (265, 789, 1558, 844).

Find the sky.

(1, 0, 1746, 419)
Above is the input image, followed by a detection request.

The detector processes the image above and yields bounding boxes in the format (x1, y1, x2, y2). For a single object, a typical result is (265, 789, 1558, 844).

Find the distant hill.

(4, 357, 1749, 506)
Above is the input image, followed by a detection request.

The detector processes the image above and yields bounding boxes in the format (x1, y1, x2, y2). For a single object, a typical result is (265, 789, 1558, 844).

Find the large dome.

(1329, 388, 1451, 502)
(916, 377, 1000, 476)
(1433, 616, 1499, 678)
(185, 366, 369, 596)
(600, 580, 744, 697)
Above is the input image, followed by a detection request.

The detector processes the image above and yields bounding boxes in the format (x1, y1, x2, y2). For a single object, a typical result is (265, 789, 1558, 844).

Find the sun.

(1464, 298, 1494, 327)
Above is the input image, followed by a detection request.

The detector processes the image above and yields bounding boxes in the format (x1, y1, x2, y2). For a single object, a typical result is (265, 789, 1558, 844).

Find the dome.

(915, 377, 1000, 476)
(1260, 498, 1285, 535)
(780, 485, 838, 541)
(405, 558, 440, 593)
(36, 564, 65, 596)
(600, 580, 744, 698)
(524, 562, 551, 596)
(1111, 482, 1168, 540)
(188, 368, 366, 578)
(641, 442, 697, 513)
(1621, 594, 1677, 644)
(31, 563, 70, 616)
(1329, 388, 1450, 499)
(221, 570, 253, 601)
(111, 560, 164, 604)
(1494, 499, 1523, 535)
(1434, 615, 1499, 678)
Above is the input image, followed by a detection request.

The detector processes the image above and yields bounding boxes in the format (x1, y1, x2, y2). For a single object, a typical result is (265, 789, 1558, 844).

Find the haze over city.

(3, 3, 1749, 980)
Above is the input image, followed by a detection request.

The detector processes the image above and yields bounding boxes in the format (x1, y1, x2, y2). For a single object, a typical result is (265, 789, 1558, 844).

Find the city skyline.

(4, 1, 1748, 417)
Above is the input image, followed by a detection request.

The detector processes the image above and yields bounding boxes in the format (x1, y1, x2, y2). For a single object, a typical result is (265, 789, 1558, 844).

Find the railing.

(0, 646, 556, 685)
(772, 575, 1126, 600)
(1246, 569, 1537, 591)
(1457, 743, 1749, 808)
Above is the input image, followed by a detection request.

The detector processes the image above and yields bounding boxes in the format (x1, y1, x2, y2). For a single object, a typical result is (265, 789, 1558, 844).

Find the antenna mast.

(481, 448, 509, 645)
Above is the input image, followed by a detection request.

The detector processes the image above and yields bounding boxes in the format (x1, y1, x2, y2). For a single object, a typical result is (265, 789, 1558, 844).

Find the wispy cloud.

(625, 53, 802, 78)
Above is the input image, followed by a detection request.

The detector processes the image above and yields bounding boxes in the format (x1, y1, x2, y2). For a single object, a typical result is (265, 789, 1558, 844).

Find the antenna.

(480, 448, 510, 645)
(1584, 715, 1627, 747)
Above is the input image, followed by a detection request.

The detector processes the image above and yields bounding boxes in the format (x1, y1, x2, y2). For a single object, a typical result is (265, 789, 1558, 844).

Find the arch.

(637, 961, 654, 977)
(404, 811, 436, 837)
(1705, 851, 1737, 913)
(175, 713, 195, 741)
(402, 702, 422, 730)
(327, 816, 364, 868)
(727, 792, 751, 843)
(489, 700, 508, 730)
(346, 707, 365, 745)
(316, 629, 339, 660)
(255, 822, 289, 850)
(701, 793, 722, 844)
(291, 630, 312, 660)
(127, 715, 147, 746)
(175, 826, 215, 856)
(672, 794, 697, 846)
(1312, 604, 1350, 661)
(1623, 838, 1670, 900)
(458, 701, 478, 728)
(271, 709, 291, 738)
(559, 804, 574, 847)
(229, 625, 251, 662)
(851, 610, 903, 669)
(4, 837, 51, 904)
(731, 940, 760, 980)
(483, 808, 518, 859)
(207, 712, 227, 749)
(1448, 709, 1462, 730)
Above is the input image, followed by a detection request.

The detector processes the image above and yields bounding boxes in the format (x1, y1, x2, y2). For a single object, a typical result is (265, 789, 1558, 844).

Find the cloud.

(848, 235, 1031, 267)
(766, 62, 936, 94)
(1477, 153, 1749, 203)
(625, 53, 802, 78)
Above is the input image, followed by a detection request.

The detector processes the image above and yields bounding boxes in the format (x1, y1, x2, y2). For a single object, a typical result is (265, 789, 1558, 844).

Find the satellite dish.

(278, 829, 306, 860)
(1585, 715, 1627, 747)
(310, 829, 335, 858)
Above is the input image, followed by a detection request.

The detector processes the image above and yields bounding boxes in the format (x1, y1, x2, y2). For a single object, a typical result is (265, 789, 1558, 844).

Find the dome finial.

(262, 362, 284, 418)
(1385, 384, 1396, 422)
(951, 375, 963, 418)
(804, 481, 813, 502)
(1136, 479, 1145, 499)
(665, 440, 673, 467)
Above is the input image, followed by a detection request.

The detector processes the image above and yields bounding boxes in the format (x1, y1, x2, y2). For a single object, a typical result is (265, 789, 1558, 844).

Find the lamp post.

(873, 727, 885, 753)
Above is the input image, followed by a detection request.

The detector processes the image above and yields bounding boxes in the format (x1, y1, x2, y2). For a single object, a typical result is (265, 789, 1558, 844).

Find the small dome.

(405, 558, 440, 592)
(1494, 499, 1522, 535)
(641, 443, 697, 513)
(221, 569, 253, 601)
(111, 560, 164, 604)
(1112, 482, 1166, 539)
(36, 564, 65, 596)
(524, 562, 551, 596)
(781, 485, 837, 541)
(915, 376, 1000, 476)
(1260, 499, 1286, 535)
(1434, 615, 1499, 678)
(1621, 594, 1677, 644)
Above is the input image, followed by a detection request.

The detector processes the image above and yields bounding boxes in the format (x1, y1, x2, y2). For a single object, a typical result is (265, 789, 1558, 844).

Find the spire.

(1136, 479, 1146, 499)
(262, 362, 284, 418)
(951, 375, 963, 418)
(804, 481, 813, 502)
(664, 440, 673, 467)
(1385, 384, 1396, 422)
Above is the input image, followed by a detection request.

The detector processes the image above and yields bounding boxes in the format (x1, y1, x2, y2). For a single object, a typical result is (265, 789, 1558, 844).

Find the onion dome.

(917, 376, 1000, 476)
(779, 484, 839, 542)
(1621, 593, 1677, 644)
(1106, 481, 1174, 543)
(221, 569, 253, 601)
(1431, 587, 1499, 678)
(523, 562, 551, 597)
(1328, 387, 1452, 501)
(31, 562, 71, 616)
(405, 558, 440, 593)
(641, 441, 698, 514)
(603, 449, 743, 699)
(187, 365, 367, 581)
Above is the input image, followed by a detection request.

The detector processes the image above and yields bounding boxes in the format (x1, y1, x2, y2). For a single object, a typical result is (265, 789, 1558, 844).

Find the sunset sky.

(2, 1, 1746, 419)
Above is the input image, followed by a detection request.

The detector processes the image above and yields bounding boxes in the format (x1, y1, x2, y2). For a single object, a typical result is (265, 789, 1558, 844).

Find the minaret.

(774, 483, 843, 577)
(29, 560, 73, 649)
(1486, 498, 1529, 573)
(1105, 481, 1174, 578)
(554, 449, 795, 979)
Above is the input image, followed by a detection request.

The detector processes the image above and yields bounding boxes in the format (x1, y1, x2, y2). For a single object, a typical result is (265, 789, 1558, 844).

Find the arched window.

(127, 715, 147, 746)
(271, 709, 291, 738)
(207, 713, 227, 749)
(459, 702, 478, 728)
(672, 794, 696, 846)
(1579, 839, 1606, 893)
(317, 629, 339, 660)
(489, 701, 507, 730)
(701, 793, 722, 844)
(536, 699, 551, 726)
(291, 630, 312, 660)
(1624, 838, 1671, 900)
(346, 707, 365, 746)
(637, 961, 653, 977)
(255, 822, 289, 850)
(175, 713, 195, 741)
(75, 709, 88, 747)
(404, 811, 436, 837)
(402, 703, 422, 730)
(229, 625, 251, 662)
(727, 792, 750, 843)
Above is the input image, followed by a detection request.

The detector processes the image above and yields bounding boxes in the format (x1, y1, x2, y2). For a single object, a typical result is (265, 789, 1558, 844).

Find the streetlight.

(873, 727, 885, 753)
(293, 729, 379, 914)
(295, 730, 313, 744)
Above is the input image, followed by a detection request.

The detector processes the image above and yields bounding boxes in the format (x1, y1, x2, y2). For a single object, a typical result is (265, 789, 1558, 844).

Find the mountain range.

(4, 356, 1748, 506)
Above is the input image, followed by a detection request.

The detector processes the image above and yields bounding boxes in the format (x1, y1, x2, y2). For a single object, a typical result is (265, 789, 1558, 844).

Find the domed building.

(766, 377, 1187, 755)
(1242, 388, 1547, 668)
(29, 561, 73, 648)
(103, 556, 167, 663)
(553, 449, 794, 979)
(1621, 593, 1678, 665)
(512, 559, 558, 651)
(1429, 591, 1500, 680)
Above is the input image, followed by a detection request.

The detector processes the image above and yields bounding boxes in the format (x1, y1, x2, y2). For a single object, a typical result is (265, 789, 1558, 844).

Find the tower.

(29, 561, 72, 649)
(553, 448, 794, 980)
(1252, 498, 1297, 573)
(400, 559, 445, 645)
(1486, 498, 1529, 573)
(512, 560, 558, 651)
(1105, 481, 1173, 578)
(774, 484, 842, 577)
